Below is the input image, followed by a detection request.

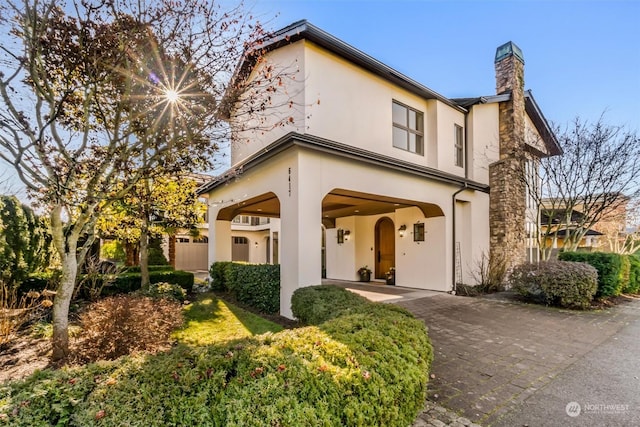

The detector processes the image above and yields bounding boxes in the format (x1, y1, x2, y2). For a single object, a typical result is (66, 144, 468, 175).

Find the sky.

(1, 0, 639, 201)
(249, 0, 640, 131)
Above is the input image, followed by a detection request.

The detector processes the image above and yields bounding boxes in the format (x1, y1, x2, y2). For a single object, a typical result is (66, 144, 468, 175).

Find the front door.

(375, 217, 395, 279)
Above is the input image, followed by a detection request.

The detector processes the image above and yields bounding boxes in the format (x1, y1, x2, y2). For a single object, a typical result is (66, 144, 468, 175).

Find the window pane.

(409, 133, 416, 152)
(415, 111, 424, 132)
(409, 110, 416, 130)
(416, 134, 423, 155)
(392, 102, 407, 126)
(393, 126, 408, 149)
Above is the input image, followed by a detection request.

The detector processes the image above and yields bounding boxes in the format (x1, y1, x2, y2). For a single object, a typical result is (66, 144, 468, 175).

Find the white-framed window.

(454, 124, 464, 167)
(392, 101, 424, 155)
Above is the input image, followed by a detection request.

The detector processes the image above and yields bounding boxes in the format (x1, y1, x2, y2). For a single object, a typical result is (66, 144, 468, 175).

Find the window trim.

(392, 100, 424, 156)
(454, 124, 464, 168)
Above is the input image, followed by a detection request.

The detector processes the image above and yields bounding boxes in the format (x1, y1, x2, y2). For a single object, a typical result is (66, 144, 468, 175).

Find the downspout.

(450, 112, 471, 294)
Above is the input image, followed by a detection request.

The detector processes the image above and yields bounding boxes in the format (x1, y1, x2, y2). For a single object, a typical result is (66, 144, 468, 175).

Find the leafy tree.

(0, 195, 51, 285)
(524, 117, 640, 260)
(0, 0, 295, 361)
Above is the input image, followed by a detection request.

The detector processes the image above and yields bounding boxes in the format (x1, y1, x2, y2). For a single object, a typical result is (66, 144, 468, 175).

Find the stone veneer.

(490, 43, 527, 268)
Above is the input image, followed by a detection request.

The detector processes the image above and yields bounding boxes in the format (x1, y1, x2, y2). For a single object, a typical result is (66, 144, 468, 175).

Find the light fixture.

(344, 230, 351, 241)
(337, 228, 345, 244)
(398, 224, 407, 237)
(413, 222, 425, 242)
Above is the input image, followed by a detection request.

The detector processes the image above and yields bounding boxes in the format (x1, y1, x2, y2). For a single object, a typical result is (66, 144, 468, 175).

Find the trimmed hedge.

(123, 265, 175, 274)
(626, 255, 640, 294)
(107, 270, 194, 294)
(510, 261, 598, 309)
(558, 252, 624, 297)
(209, 262, 279, 314)
(291, 284, 369, 324)
(0, 286, 432, 426)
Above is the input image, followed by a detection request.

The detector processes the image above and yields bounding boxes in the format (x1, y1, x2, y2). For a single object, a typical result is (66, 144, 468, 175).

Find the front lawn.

(173, 293, 283, 346)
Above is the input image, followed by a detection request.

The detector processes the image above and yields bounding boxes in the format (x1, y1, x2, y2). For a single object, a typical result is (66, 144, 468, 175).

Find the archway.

(375, 217, 395, 279)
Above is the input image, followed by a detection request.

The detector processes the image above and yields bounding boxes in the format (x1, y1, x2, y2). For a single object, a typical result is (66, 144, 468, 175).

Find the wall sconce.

(398, 224, 407, 237)
(413, 222, 425, 242)
(337, 228, 345, 244)
(344, 230, 351, 241)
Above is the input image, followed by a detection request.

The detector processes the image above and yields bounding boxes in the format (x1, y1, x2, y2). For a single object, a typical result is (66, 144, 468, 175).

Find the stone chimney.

(489, 41, 527, 269)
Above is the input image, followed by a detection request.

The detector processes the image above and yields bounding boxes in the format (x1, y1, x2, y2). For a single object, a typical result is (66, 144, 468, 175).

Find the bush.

(123, 265, 175, 273)
(108, 270, 194, 295)
(72, 294, 183, 363)
(139, 282, 187, 302)
(558, 252, 624, 297)
(291, 284, 369, 324)
(18, 270, 60, 295)
(510, 261, 598, 309)
(1, 286, 431, 427)
(209, 262, 279, 314)
(625, 255, 640, 294)
(1, 283, 53, 349)
(209, 261, 233, 291)
(147, 248, 169, 265)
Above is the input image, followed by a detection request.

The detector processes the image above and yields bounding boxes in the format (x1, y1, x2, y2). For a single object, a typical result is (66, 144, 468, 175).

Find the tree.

(97, 175, 205, 283)
(524, 117, 640, 259)
(597, 197, 640, 255)
(0, 0, 295, 361)
(0, 195, 51, 286)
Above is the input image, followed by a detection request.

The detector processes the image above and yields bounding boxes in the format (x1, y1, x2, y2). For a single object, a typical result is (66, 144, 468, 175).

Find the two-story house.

(199, 21, 560, 318)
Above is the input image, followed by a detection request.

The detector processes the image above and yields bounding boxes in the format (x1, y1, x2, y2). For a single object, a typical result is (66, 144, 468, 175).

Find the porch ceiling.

(216, 192, 280, 220)
(322, 189, 444, 219)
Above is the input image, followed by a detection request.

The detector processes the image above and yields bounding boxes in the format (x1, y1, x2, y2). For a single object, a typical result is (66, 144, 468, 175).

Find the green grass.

(172, 293, 283, 346)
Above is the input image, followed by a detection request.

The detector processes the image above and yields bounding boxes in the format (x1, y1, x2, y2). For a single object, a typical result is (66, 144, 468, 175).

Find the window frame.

(454, 124, 464, 168)
(392, 100, 424, 155)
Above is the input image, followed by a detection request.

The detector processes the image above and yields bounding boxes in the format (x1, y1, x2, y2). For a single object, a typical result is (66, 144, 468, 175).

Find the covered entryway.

(375, 217, 395, 279)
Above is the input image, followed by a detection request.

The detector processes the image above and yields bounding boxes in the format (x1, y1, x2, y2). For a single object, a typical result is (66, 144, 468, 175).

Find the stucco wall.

(468, 103, 500, 184)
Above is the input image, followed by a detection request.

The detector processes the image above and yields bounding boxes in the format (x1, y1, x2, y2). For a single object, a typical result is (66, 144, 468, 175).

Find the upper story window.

(454, 124, 464, 167)
(392, 101, 424, 155)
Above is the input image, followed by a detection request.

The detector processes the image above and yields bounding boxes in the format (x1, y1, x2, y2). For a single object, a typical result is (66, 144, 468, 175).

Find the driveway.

(395, 292, 640, 426)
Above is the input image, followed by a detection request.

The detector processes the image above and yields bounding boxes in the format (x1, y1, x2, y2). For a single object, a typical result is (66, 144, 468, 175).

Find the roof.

(452, 91, 562, 157)
(228, 20, 467, 114)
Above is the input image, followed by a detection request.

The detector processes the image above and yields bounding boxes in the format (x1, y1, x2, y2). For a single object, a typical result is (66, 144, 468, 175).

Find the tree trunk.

(168, 234, 176, 268)
(51, 250, 78, 362)
(140, 215, 150, 290)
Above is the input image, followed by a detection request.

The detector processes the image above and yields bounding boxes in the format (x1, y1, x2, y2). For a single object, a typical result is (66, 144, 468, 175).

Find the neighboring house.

(198, 21, 560, 318)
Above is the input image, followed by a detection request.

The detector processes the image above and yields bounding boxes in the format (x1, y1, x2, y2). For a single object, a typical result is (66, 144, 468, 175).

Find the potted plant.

(357, 266, 372, 282)
(385, 267, 395, 286)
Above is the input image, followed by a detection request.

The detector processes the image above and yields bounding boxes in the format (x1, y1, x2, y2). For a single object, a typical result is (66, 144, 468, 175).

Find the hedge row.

(209, 262, 279, 314)
(122, 265, 175, 274)
(0, 285, 432, 426)
(510, 261, 598, 309)
(558, 252, 640, 297)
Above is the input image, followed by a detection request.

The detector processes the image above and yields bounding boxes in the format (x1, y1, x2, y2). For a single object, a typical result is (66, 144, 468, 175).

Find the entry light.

(344, 230, 351, 241)
(398, 224, 407, 237)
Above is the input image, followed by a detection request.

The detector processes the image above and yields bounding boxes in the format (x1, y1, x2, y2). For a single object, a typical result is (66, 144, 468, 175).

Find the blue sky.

(250, 0, 640, 131)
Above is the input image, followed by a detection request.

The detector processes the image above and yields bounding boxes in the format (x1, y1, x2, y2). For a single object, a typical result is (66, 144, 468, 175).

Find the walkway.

(335, 281, 640, 426)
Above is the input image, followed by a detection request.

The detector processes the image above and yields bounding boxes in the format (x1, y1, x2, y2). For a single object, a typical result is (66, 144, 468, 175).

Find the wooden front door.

(375, 217, 395, 279)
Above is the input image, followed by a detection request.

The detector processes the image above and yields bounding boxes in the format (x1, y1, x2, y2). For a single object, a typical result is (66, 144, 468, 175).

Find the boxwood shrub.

(625, 255, 640, 294)
(510, 261, 598, 309)
(107, 270, 194, 294)
(0, 286, 432, 427)
(123, 265, 175, 273)
(209, 262, 280, 314)
(558, 252, 624, 297)
(291, 284, 369, 324)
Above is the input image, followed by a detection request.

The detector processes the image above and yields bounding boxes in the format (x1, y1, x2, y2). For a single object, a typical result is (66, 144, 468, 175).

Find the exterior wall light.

(337, 228, 344, 244)
(398, 224, 407, 237)
(344, 230, 351, 241)
(413, 222, 425, 242)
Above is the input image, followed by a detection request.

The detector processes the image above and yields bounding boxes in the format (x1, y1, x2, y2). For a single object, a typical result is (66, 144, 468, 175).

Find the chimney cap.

(495, 41, 524, 64)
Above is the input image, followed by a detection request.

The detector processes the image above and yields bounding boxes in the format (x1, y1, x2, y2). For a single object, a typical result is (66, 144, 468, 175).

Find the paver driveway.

(397, 293, 640, 426)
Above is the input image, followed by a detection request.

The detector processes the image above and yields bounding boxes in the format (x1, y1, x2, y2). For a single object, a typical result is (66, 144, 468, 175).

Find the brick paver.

(397, 293, 639, 426)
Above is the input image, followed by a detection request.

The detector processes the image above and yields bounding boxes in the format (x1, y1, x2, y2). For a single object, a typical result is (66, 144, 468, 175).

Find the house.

(199, 21, 560, 318)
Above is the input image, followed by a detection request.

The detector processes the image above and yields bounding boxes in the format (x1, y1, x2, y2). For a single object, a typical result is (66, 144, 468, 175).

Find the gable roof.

(452, 91, 562, 156)
(227, 20, 467, 115)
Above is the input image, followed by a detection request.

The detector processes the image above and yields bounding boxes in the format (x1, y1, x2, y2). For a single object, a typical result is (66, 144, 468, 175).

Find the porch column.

(279, 162, 322, 318)
(208, 207, 232, 267)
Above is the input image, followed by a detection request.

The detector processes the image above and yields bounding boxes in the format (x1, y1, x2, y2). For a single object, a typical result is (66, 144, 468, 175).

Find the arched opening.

(375, 217, 395, 279)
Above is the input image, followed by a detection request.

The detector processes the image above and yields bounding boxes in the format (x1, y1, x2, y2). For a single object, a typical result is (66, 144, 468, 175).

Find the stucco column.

(278, 159, 322, 318)
(208, 208, 232, 267)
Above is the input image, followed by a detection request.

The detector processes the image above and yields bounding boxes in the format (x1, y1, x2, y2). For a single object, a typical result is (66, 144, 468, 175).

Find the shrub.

(558, 252, 624, 297)
(1, 283, 53, 349)
(510, 261, 598, 309)
(209, 261, 233, 291)
(291, 284, 369, 324)
(1, 286, 431, 427)
(123, 265, 175, 273)
(147, 248, 169, 265)
(139, 282, 187, 302)
(18, 270, 60, 295)
(470, 251, 508, 292)
(209, 262, 279, 314)
(72, 294, 183, 363)
(108, 270, 194, 295)
(625, 255, 640, 294)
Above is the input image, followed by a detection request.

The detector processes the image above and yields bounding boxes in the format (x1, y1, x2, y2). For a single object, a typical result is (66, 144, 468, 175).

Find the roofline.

(197, 132, 489, 195)
(524, 90, 562, 156)
(238, 20, 467, 114)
